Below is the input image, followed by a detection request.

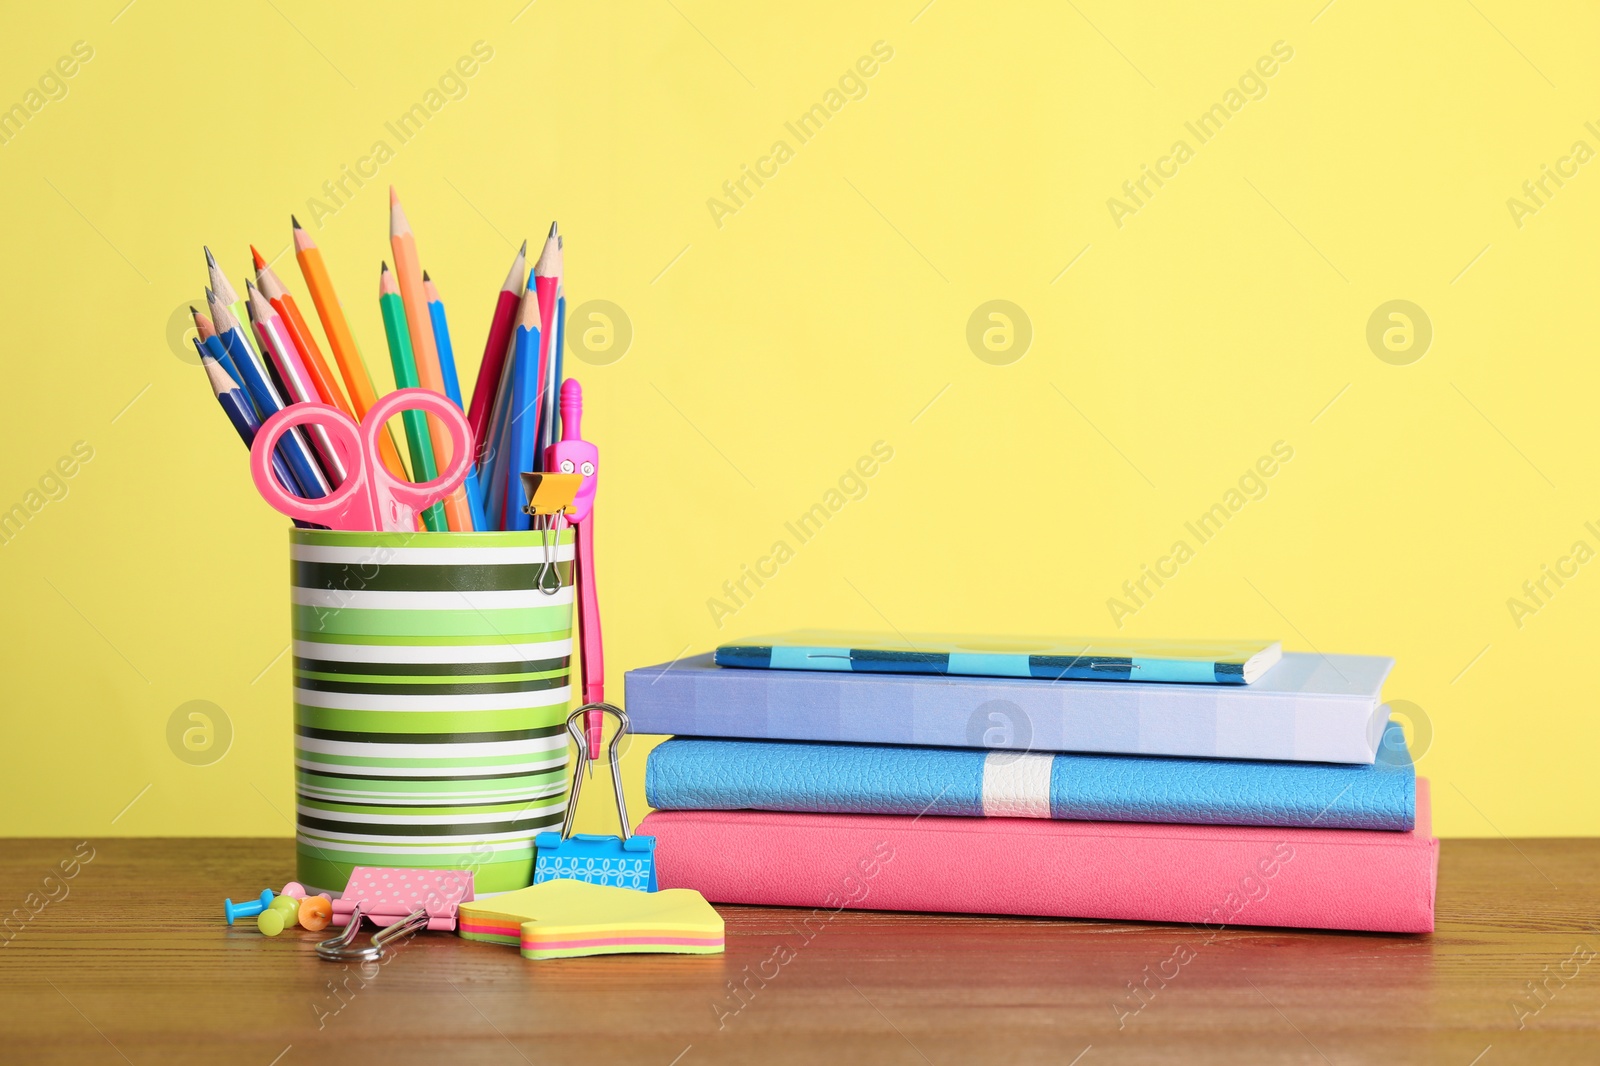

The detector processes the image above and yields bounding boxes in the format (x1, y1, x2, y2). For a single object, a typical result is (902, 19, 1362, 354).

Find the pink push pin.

(545, 379, 604, 760)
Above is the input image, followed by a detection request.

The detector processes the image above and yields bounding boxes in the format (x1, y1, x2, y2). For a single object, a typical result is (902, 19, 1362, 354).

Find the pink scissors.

(249, 389, 471, 531)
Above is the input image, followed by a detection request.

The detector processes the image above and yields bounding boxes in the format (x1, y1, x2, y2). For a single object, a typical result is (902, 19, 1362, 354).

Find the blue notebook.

(644, 721, 1416, 831)
(716, 630, 1283, 684)
(624, 652, 1396, 764)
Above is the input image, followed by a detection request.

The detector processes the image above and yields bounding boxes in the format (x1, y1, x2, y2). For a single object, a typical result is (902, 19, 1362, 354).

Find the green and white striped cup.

(290, 528, 575, 896)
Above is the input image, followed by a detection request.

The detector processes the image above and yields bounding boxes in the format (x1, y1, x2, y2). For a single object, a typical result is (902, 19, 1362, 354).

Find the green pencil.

(379, 262, 447, 532)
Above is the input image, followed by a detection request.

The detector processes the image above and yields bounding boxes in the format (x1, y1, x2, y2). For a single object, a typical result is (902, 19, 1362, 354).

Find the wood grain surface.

(0, 838, 1595, 1064)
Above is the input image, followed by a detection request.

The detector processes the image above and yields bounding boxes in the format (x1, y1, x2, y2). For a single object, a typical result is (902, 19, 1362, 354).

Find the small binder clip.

(316, 903, 431, 963)
(317, 866, 474, 961)
(520, 472, 582, 597)
(534, 704, 657, 892)
(519, 471, 583, 517)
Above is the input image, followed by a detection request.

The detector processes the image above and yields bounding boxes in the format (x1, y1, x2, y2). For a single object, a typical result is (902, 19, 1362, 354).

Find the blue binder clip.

(534, 703, 657, 892)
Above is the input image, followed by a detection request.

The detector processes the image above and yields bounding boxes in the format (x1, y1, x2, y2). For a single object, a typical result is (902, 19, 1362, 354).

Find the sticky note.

(458, 878, 724, 960)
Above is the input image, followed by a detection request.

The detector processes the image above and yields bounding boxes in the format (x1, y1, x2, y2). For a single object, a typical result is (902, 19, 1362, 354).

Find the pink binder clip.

(329, 867, 474, 932)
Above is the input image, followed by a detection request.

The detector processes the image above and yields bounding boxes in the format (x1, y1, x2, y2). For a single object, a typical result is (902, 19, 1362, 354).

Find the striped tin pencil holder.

(289, 528, 575, 896)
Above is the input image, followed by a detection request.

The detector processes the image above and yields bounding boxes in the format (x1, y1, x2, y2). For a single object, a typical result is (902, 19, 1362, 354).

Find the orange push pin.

(298, 895, 334, 932)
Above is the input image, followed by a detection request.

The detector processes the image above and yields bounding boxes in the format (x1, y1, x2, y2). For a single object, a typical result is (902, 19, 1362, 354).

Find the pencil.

(203, 354, 305, 514)
(291, 217, 411, 482)
(548, 285, 566, 452)
(252, 245, 355, 418)
(480, 320, 521, 530)
(532, 224, 562, 470)
(424, 272, 489, 531)
(202, 319, 327, 501)
(248, 282, 348, 487)
(379, 264, 448, 532)
(388, 188, 472, 530)
(466, 241, 526, 464)
(204, 246, 251, 338)
(192, 306, 245, 394)
(504, 282, 543, 533)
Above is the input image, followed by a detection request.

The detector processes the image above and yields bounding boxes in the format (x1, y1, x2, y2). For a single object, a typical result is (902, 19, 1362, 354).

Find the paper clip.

(315, 903, 430, 963)
(533, 704, 657, 891)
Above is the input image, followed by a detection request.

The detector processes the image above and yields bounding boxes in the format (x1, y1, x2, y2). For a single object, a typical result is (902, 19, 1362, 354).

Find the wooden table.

(1, 839, 1595, 1064)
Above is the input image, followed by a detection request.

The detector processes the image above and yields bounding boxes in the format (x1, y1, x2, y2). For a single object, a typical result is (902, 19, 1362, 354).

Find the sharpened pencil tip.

(519, 239, 528, 255)
(204, 246, 218, 268)
(422, 270, 431, 282)
(380, 261, 390, 273)
(548, 221, 558, 238)
(189, 306, 197, 314)
(290, 214, 302, 230)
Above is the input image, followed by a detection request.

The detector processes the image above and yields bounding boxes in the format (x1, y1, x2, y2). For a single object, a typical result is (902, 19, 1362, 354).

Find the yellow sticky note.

(458, 879, 724, 960)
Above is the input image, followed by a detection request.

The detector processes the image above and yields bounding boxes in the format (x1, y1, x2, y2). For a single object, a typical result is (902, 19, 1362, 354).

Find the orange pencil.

(388, 187, 472, 531)
(291, 217, 410, 481)
(252, 245, 354, 418)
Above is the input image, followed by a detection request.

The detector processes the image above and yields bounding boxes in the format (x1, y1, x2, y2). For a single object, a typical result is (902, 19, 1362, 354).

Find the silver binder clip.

(315, 904, 429, 963)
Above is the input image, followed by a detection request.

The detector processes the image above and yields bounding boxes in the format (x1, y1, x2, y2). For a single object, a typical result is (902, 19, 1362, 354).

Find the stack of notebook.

(624, 633, 1438, 933)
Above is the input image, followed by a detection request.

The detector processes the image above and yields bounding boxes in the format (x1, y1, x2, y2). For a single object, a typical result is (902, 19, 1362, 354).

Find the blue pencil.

(504, 289, 542, 532)
(202, 356, 310, 525)
(206, 297, 330, 500)
(193, 307, 246, 394)
(424, 274, 489, 531)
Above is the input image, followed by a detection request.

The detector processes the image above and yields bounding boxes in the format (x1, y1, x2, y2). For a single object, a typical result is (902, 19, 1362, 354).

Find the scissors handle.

(364, 390, 473, 530)
(249, 403, 366, 529)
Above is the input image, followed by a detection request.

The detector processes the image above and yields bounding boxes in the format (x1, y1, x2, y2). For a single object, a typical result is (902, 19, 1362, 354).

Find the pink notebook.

(640, 779, 1437, 933)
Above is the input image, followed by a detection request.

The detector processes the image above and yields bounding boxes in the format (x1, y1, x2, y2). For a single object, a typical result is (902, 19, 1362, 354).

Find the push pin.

(224, 889, 275, 925)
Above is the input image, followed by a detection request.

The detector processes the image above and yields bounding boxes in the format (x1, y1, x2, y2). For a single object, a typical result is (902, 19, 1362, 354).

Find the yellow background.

(1, 1, 1594, 839)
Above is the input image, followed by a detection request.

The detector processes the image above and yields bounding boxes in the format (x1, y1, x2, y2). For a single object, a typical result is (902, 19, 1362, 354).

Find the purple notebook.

(623, 652, 1395, 764)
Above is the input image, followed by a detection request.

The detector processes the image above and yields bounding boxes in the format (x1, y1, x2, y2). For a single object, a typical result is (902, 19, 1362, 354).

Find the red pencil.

(532, 222, 562, 466)
(467, 240, 526, 466)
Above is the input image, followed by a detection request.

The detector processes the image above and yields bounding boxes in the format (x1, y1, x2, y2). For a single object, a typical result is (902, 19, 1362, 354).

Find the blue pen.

(424, 274, 489, 531)
(207, 298, 330, 500)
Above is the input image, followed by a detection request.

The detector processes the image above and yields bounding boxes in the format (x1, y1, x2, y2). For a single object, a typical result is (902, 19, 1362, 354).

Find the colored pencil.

(203, 354, 304, 512)
(204, 246, 251, 338)
(481, 325, 520, 530)
(247, 282, 348, 486)
(379, 264, 447, 532)
(201, 319, 327, 500)
(424, 272, 489, 531)
(389, 188, 473, 530)
(505, 282, 543, 532)
(532, 224, 562, 470)
(291, 217, 411, 481)
(467, 241, 526, 464)
(252, 245, 354, 418)
(539, 283, 567, 462)
(192, 306, 245, 393)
